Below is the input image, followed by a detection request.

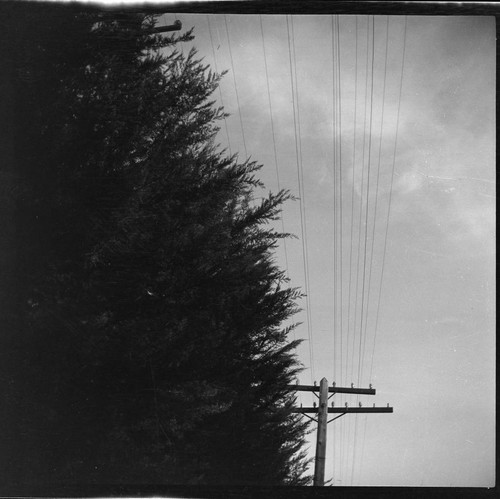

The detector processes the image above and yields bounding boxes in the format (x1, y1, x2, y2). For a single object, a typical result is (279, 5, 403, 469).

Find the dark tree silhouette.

(0, 4, 312, 488)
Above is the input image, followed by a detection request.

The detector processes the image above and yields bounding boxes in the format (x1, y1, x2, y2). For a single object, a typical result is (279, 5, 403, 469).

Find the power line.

(357, 413, 369, 485)
(336, 14, 344, 390)
(331, 15, 349, 483)
(360, 15, 390, 386)
(342, 16, 359, 486)
(207, 16, 232, 157)
(357, 14, 376, 386)
(331, 14, 340, 481)
(346, 14, 358, 404)
(351, 15, 371, 385)
(290, 17, 314, 362)
(368, 16, 408, 382)
(351, 16, 375, 481)
(350, 413, 360, 485)
(359, 16, 407, 484)
(286, 15, 315, 382)
(353, 17, 390, 485)
(331, 14, 338, 387)
(349, 17, 373, 484)
(336, 15, 350, 484)
(259, 15, 290, 276)
(224, 15, 248, 159)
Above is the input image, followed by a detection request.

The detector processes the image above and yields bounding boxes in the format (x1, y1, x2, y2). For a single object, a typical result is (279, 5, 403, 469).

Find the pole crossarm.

(287, 384, 376, 395)
(292, 406, 393, 414)
(153, 20, 182, 33)
(288, 377, 393, 486)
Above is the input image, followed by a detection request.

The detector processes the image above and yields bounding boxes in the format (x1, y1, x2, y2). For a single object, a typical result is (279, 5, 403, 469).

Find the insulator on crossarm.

(314, 381, 317, 386)
(313, 401, 317, 408)
(387, 403, 390, 407)
(345, 402, 348, 407)
(332, 381, 336, 387)
(331, 401, 334, 407)
(359, 402, 362, 407)
(369, 383, 372, 389)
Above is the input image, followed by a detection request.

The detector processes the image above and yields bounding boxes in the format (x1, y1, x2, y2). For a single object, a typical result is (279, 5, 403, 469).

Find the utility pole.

(287, 377, 393, 487)
(314, 378, 328, 486)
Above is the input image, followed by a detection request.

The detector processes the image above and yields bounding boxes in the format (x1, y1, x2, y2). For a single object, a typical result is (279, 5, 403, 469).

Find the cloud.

(394, 170, 426, 194)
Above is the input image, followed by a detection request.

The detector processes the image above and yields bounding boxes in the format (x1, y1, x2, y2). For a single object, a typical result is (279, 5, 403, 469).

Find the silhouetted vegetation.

(0, 4, 311, 488)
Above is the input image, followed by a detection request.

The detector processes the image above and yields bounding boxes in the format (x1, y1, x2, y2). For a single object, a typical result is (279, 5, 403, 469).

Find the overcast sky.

(160, 13, 495, 487)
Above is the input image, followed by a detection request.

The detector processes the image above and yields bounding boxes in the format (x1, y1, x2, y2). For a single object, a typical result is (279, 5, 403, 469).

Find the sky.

(158, 13, 495, 487)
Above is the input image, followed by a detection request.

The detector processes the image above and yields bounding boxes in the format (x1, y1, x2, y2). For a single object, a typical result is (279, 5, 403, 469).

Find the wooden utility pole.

(287, 378, 393, 487)
(313, 378, 329, 486)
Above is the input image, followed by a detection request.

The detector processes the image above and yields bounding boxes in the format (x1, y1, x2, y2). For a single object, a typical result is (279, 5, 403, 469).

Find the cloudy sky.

(159, 13, 495, 487)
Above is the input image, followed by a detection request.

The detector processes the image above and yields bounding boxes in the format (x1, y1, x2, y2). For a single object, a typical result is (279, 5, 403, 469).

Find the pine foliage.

(0, 4, 312, 487)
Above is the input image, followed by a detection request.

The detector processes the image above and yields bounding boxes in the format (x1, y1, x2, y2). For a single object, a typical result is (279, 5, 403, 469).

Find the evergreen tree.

(0, 4, 311, 487)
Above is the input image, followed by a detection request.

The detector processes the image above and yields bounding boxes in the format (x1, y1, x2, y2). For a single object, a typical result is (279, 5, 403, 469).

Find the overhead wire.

(210, 14, 406, 485)
(224, 15, 248, 159)
(357, 14, 376, 387)
(349, 23, 371, 483)
(336, 15, 349, 485)
(358, 17, 408, 484)
(351, 16, 390, 487)
(344, 17, 358, 486)
(332, 16, 338, 386)
(331, 14, 338, 485)
(368, 15, 408, 383)
(329, 15, 339, 485)
(334, 13, 349, 486)
(259, 15, 291, 276)
(164, 13, 407, 486)
(286, 15, 315, 383)
(346, 14, 358, 404)
(357, 413, 369, 485)
(350, 14, 375, 484)
(359, 15, 390, 388)
(331, 14, 343, 484)
(336, 14, 344, 391)
(350, 15, 372, 386)
(207, 16, 232, 157)
(290, 17, 314, 369)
